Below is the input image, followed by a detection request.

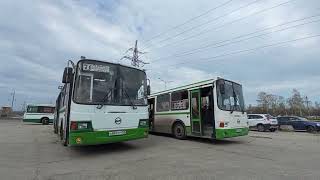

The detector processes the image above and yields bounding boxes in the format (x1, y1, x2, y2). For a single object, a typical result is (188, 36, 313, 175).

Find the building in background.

(0, 106, 13, 117)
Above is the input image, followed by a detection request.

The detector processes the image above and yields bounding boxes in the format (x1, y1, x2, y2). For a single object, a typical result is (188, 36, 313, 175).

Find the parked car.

(247, 114, 278, 132)
(277, 116, 320, 133)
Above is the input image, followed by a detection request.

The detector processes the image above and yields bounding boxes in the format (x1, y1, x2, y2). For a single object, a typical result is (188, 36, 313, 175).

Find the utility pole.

(304, 96, 311, 116)
(121, 40, 149, 67)
(11, 90, 15, 110)
(158, 78, 173, 90)
(22, 101, 26, 112)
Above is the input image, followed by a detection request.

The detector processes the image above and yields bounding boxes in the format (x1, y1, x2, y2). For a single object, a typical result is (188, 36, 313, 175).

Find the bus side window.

(156, 94, 170, 112)
(171, 90, 189, 111)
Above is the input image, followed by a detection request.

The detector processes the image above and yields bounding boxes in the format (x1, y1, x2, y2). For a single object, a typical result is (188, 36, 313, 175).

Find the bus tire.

(172, 122, 186, 140)
(53, 121, 58, 134)
(54, 123, 58, 134)
(42, 117, 49, 125)
(60, 123, 64, 140)
(60, 124, 68, 146)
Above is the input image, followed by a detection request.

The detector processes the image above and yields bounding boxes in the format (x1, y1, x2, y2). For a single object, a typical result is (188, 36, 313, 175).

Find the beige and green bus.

(148, 78, 249, 140)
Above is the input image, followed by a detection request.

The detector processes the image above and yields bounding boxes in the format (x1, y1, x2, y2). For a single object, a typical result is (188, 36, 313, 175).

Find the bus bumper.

(68, 128, 149, 146)
(215, 127, 249, 140)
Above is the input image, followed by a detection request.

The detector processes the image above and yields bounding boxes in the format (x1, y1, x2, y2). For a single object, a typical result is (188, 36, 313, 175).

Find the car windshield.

(298, 117, 308, 121)
(216, 79, 245, 112)
(266, 114, 275, 119)
(73, 60, 147, 106)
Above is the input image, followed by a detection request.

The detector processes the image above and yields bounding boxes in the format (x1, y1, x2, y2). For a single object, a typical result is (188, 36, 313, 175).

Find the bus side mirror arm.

(147, 85, 151, 96)
(147, 79, 151, 95)
(62, 67, 73, 83)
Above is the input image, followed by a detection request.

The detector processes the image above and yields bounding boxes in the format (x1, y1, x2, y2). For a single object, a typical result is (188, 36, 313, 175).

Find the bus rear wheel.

(173, 122, 186, 140)
(42, 118, 49, 125)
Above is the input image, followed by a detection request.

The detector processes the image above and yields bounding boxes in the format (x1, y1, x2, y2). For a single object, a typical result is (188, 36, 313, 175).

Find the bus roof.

(149, 78, 217, 97)
(78, 59, 146, 72)
(26, 104, 55, 107)
(149, 77, 242, 97)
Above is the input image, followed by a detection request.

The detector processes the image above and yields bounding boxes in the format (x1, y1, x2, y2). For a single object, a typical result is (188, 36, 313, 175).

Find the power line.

(148, 0, 297, 51)
(156, 34, 320, 68)
(120, 40, 149, 67)
(141, 0, 262, 50)
(142, 0, 234, 45)
(151, 14, 320, 62)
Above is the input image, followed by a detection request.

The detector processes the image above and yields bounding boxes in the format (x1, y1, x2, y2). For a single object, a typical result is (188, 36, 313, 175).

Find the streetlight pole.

(158, 78, 173, 90)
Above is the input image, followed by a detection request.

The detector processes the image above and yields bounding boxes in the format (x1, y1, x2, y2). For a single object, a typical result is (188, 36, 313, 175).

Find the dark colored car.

(277, 116, 320, 133)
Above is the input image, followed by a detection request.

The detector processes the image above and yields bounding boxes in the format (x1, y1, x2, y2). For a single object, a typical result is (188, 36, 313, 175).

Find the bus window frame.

(156, 93, 171, 112)
(71, 59, 148, 107)
(216, 79, 244, 112)
(170, 90, 189, 111)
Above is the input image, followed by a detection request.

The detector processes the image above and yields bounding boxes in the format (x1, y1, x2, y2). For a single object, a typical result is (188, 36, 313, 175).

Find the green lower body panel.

(68, 128, 149, 146)
(23, 119, 53, 123)
(215, 127, 249, 140)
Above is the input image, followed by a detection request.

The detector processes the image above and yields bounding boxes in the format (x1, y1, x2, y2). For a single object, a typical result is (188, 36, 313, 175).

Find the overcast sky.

(0, 0, 319, 110)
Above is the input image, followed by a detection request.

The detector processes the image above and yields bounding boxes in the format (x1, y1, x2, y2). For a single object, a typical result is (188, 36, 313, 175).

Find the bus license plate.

(109, 130, 126, 136)
(236, 129, 242, 133)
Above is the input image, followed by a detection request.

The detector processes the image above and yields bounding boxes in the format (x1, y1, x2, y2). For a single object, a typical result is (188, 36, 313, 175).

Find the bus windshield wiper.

(96, 88, 114, 109)
(122, 87, 137, 110)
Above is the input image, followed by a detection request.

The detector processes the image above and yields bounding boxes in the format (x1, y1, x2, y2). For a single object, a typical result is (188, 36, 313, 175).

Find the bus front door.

(190, 89, 202, 135)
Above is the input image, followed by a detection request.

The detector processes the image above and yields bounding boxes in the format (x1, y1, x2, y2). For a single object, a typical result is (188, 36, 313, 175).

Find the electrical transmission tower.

(121, 40, 149, 67)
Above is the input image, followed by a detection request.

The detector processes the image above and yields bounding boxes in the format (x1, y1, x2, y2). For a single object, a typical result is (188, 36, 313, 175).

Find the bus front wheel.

(173, 122, 186, 140)
(60, 124, 68, 146)
(42, 118, 49, 125)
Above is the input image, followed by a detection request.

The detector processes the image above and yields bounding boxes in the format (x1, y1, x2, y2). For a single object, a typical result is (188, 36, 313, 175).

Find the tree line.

(247, 89, 320, 118)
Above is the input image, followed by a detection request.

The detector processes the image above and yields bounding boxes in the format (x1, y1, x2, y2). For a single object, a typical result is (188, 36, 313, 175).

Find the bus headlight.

(139, 119, 148, 127)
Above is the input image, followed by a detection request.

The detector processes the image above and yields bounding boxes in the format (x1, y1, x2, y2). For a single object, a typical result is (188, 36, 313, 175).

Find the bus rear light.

(70, 121, 78, 130)
(219, 122, 224, 128)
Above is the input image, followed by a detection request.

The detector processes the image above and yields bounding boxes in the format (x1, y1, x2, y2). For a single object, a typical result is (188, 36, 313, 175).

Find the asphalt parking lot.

(1, 118, 320, 180)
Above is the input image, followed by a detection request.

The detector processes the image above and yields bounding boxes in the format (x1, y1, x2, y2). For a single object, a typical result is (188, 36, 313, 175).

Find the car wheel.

(257, 124, 265, 132)
(307, 126, 316, 133)
(173, 122, 186, 140)
(270, 128, 276, 132)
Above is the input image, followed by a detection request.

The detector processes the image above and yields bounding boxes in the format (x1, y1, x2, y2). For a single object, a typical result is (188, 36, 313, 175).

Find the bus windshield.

(216, 79, 245, 112)
(73, 61, 147, 106)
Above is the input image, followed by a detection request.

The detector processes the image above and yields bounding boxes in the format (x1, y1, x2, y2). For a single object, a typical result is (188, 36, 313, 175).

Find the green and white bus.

(54, 58, 150, 146)
(23, 104, 55, 125)
(148, 78, 249, 140)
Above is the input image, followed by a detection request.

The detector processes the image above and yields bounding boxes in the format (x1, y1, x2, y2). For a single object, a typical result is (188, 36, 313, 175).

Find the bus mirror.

(58, 86, 63, 90)
(62, 67, 73, 83)
(147, 85, 151, 95)
(219, 83, 225, 94)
